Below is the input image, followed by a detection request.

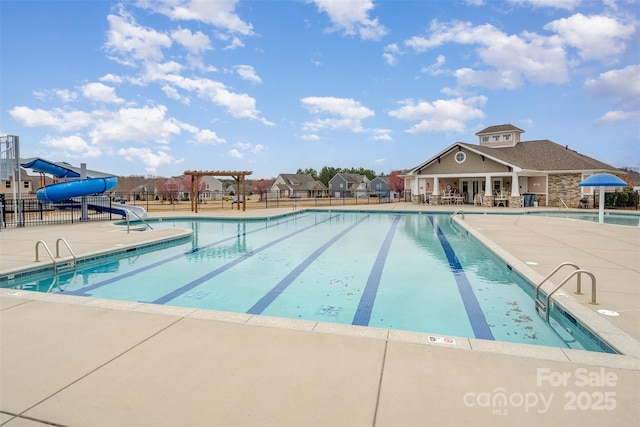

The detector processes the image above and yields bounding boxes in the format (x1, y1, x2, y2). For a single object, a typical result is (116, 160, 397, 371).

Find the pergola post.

(184, 170, 253, 213)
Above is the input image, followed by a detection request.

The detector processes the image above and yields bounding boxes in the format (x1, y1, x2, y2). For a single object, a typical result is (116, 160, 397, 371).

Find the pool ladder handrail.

(35, 238, 77, 275)
(293, 201, 301, 211)
(450, 210, 464, 223)
(559, 198, 569, 212)
(126, 210, 153, 233)
(534, 262, 597, 322)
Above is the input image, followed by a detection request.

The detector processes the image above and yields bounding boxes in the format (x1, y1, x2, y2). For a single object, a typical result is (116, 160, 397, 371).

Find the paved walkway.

(1, 204, 639, 426)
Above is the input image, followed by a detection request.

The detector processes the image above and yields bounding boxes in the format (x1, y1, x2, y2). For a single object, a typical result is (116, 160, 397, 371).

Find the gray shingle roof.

(475, 124, 524, 135)
(459, 140, 620, 172)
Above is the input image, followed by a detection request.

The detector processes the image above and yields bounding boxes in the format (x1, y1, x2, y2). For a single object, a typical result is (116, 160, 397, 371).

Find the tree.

(156, 178, 179, 203)
(296, 168, 319, 180)
(252, 179, 273, 201)
(319, 166, 340, 186)
(388, 170, 407, 192)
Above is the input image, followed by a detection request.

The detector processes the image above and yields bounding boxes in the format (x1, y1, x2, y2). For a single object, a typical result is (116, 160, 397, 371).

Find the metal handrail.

(535, 262, 598, 322)
(35, 240, 57, 274)
(127, 210, 153, 233)
(534, 262, 581, 302)
(35, 240, 55, 263)
(559, 198, 569, 212)
(450, 210, 464, 223)
(56, 237, 77, 263)
(293, 202, 301, 210)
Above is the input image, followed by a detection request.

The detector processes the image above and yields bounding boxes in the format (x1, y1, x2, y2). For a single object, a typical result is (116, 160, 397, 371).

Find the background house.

(404, 124, 625, 208)
(328, 173, 370, 198)
(199, 176, 224, 200)
(370, 176, 390, 196)
(270, 173, 327, 198)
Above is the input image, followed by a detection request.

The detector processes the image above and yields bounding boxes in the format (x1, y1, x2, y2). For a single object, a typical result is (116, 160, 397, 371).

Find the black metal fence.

(107, 189, 405, 212)
(0, 194, 115, 229)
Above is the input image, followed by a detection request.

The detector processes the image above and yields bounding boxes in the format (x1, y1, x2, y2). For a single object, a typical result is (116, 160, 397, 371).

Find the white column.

(412, 176, 419, 195)
(484, 175, 492, 196)
(511, 173, 520, 196)
(433, 176, 440, 196)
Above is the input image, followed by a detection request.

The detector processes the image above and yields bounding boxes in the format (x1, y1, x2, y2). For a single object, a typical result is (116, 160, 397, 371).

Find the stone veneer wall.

(548, 173, 582, 208)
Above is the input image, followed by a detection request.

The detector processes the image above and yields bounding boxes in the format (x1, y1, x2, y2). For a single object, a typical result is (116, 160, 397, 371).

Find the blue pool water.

(528, 211, 640, 227)
(1, 211, 612, 352)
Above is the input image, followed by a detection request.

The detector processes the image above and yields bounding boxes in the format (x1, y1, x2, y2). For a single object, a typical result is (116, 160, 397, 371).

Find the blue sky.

(1, 0, 638, 179)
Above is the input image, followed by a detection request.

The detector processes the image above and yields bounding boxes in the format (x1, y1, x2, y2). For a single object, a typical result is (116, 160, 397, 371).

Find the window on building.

(482, 136, 489, 142)
(503, 134, 511, 140)
(493, 135, 500, 141)
(5, 181, 10, 189)
(24, 181, 30, 188)
(455, 152, 466, 163)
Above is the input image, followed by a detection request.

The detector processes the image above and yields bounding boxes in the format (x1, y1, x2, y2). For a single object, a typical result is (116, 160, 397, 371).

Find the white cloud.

(117, 146, 178, 173)
(9, 107, 93, 131)
(585, 64, 640, 125)
(544, 14, 635, 62)
(301, 96, 375, 133)
(135, 0, 253, 35)
(100, 74, 124, 84)
(89, 105, 183, 146)
(228, 148, 243, 158)
(41, 135, 102, 157)
(170, 27, 211, 54)
(82, 82, 125, 104)
(404, 20, 569, 88)
(383, 43, 402, 66)
(235, 65, 262, 84)
(161, 85, 191, 104)
(388, 96, 487, 134)
(421, 55, 446, 76)
(191, 129, 226, 144)
(372, 128, 392, 141)
(105, 8, 172, 65)
(143, 69, 273, 125)
(310, 0, 388, 40)
(594, 110, 640, 126)
(507, 0, 582, 10)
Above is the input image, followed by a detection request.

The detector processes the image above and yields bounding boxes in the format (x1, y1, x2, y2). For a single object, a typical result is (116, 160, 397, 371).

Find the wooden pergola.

(184, 170, 253, 212)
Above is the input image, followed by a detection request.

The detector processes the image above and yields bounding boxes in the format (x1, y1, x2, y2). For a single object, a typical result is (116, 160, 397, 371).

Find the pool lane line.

(352, 215, 401, 326)
(151, 214, 346, 305)
(66, 213, 314, 296)
(428, 216, 495, 341)
(247, 215, 371, 315)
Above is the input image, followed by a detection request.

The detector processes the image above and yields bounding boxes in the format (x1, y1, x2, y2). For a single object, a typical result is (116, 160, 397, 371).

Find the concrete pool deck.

(1, 204, 639, 426)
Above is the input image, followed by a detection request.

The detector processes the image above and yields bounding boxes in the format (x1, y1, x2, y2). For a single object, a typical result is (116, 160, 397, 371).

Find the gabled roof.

(409, 139, 621, 174)
(371, 176, 389, 183)
(475, 124, 524, 135)
(459, 140, 620, 172)
(276, 173, 325, 191)
(334, 173, 368, 183)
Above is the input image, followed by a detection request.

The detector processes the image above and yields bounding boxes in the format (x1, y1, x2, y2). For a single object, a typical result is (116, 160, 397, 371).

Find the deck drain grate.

(316, 305, 342, 316)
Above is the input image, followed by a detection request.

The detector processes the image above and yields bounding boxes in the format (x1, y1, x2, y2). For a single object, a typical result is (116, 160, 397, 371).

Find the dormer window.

(493, 135, 500, 141)
(482, 136, 489, 142)
(503, 134, 511, 140)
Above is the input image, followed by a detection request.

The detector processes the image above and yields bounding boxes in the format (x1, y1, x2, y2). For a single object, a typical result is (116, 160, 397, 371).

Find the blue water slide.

(36, 177, 118, 203)
(20, 157, 118, 203)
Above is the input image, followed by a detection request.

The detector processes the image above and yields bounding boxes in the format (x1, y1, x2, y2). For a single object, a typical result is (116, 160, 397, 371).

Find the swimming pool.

(527, 211, 640, 227)
(1, 211, 613, 353)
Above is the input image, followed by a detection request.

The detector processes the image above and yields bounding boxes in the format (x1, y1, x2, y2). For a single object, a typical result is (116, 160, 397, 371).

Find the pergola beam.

(184, 170, 253, 212)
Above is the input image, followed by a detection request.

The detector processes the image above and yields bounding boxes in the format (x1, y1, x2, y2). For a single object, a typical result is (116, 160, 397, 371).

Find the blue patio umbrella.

(578, 173, 628, 223)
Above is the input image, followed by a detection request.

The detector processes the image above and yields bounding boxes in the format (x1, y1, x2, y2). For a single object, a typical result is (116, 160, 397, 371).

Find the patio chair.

(474, 194, 483, 206)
